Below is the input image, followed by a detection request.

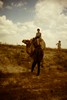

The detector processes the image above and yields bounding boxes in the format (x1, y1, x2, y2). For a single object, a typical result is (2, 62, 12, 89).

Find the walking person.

(56, 40, 61, 51)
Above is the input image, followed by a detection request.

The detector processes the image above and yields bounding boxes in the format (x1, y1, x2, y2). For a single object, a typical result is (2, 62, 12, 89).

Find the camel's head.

(22, 39, 30, 45)
(22, 40, 26, 43)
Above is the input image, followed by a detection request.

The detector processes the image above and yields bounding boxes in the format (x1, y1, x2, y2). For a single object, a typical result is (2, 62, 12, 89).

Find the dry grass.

(0, 43, 67, 100)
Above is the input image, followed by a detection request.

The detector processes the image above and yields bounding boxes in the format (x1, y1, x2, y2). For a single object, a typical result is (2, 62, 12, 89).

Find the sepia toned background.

(0, 0, 67, 100)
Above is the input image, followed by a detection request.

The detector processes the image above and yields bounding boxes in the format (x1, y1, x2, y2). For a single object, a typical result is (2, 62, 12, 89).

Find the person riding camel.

(34, 28, 42, 47)
(36, 28, 46, 67)
(22, 28, 46, 75)
(36, 28, 41, 38)
(31, 28, 44, 76)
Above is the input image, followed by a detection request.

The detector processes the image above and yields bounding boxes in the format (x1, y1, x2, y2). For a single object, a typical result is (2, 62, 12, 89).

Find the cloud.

(0, 0, 3, 8)
(11, 1, 27, 7)
(34, 0, 67, 48)
(61, 7, 67, 16)
(0, 15, 21, 44)
(0, 16, 18, 35)
(6, 5, 12, 10)
(0, 16, 37, 44)
(6, 1, 27, 9)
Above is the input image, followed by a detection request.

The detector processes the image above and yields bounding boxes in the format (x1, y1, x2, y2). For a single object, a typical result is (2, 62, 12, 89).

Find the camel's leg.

(37, 61, 40, 76)
(31, 61, 37, 72)
(40, 51, 45, 67)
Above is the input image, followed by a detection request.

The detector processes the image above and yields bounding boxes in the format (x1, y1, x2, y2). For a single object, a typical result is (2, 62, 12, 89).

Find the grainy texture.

(0, 44, 67, 100)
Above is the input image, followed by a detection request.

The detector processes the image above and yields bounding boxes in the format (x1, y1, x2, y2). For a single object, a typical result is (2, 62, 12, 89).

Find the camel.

(22, 38, 46, 57)
(22, 37, 46, 67)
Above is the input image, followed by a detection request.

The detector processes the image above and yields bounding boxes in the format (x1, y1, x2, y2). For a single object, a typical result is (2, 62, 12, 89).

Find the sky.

(0, 0, 67, 48)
